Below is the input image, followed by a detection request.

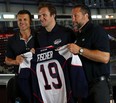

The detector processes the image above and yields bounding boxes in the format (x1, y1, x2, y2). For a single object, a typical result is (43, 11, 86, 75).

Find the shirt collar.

(79, 21, 91, 34)
(44, 23, 58, 33)
(19, 32, 33, 44)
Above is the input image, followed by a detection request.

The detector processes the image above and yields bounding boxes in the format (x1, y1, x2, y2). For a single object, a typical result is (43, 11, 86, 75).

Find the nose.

(71, 15, 75, 22)
(19, 20, 25, 24)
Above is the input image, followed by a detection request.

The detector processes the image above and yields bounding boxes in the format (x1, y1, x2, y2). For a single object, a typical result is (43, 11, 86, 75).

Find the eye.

(38, 15, 41, 18)
(72, 14, 78, 18)
(18, 19, 21, 21)
(38, 14, 47, 18)
(43, 14, 47, 17)
(75, 14, 79, 17)
(24, 18, 27, 21)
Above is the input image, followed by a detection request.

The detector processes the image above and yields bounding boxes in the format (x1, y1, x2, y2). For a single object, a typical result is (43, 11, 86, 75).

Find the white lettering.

(37, 51, 53, 62)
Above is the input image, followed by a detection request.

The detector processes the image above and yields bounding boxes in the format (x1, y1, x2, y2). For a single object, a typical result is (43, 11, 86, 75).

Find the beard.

(76, 23, 82, 29)
(73, 22, 82, 30)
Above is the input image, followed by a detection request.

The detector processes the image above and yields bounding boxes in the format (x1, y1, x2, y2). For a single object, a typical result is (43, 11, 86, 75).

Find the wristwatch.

(79, 47, 83, 55)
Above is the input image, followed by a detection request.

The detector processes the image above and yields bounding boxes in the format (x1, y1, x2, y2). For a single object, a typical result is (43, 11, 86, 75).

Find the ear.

(85, 13, 89, 18)
(53, 14, 56, 18)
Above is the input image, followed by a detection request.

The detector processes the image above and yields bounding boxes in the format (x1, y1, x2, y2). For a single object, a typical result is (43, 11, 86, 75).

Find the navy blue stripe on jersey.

(70, 65, 88, 98)
(70, 54, 88, 98)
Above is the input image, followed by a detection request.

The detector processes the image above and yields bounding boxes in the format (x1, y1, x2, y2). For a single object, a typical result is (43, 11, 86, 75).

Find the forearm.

(67, 43, 110, 64)
(5, 57, 19, 65)
(81, 48, 110, 64)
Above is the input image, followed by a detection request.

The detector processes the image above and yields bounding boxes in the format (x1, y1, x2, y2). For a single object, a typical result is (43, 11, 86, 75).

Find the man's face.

(17, 14, 31, 31)
(38, 7, 55, 27)
(71, 8, 87, 29)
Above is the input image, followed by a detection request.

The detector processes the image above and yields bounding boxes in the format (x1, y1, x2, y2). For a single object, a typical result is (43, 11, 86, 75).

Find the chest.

(76, 31, 95, 49)
(11, 38, 34, 55)
(38, 31, 69, 48)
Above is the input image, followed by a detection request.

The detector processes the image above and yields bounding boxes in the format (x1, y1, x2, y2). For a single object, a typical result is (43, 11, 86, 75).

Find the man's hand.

(67, 43, 80, 54)
(30, 48, 35, 54)
(15, 55, 24, 65)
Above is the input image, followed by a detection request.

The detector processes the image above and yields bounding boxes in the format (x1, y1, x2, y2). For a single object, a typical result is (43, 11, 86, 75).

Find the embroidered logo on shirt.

(54, 39, 62, 45)
(82, 38, 85, 41)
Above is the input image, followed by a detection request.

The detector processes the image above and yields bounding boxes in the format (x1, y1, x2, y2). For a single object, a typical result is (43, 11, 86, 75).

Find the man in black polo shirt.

(5, 10, 38, 73)
(67, 4, 111, 103)
(5, 10, 38, 103)
(31, 2, 76, 103)
(37, 2, 75, 48)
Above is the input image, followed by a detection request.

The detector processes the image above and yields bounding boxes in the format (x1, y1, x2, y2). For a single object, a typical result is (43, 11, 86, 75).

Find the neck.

(20, 29, 31, 40)
(79, 20, 89, 30)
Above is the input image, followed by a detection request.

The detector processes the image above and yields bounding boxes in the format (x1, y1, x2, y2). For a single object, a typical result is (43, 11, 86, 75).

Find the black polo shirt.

(6, 30, 38, 59)
(76, 21, 110, 82)
(5, 30, 38, 73)
(37, 24, 75, 48)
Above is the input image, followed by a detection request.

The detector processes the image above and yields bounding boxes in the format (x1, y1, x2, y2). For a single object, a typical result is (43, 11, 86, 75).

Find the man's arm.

(67, 43, 110, 64)
(80, 48, 110, 64)
(5, 55, 24, 65)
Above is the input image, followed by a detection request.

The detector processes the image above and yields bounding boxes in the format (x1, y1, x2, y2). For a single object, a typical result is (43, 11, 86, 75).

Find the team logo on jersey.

(54, 39, 61, 45)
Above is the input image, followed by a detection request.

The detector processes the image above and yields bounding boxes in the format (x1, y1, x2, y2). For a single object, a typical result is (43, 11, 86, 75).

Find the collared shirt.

(37, 24, 75, 48)
(6, 30, 37, 59)
(76, 21, 110, 82)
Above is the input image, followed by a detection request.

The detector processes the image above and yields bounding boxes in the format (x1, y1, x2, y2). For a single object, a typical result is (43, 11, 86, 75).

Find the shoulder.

(57, 24, 72, 30)
(93, 24, 107, 37)
(90, 23, 109, 43)
(56, 24, 76, 42)
(86, 22, 107, 37)
(31, 28, 39, 37)
(56, 24, 74, 34)
(35, 26, 46, 33)
(8, 33, 19, 41)
(91, 23, 105, 33)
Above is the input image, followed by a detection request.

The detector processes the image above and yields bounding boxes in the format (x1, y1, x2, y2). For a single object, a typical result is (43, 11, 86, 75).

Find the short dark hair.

(38, 2, 57, 16)
(73, 4, 91, 20)
(17, 10, 32, 22)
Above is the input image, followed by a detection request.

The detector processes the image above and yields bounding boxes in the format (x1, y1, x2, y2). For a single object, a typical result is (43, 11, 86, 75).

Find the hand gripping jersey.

(30, 45, 74, 103)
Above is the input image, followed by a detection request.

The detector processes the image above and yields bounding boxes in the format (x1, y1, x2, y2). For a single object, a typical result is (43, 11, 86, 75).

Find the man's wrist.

(12, 60, 19, 65)
(79, 47, 84, 55)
